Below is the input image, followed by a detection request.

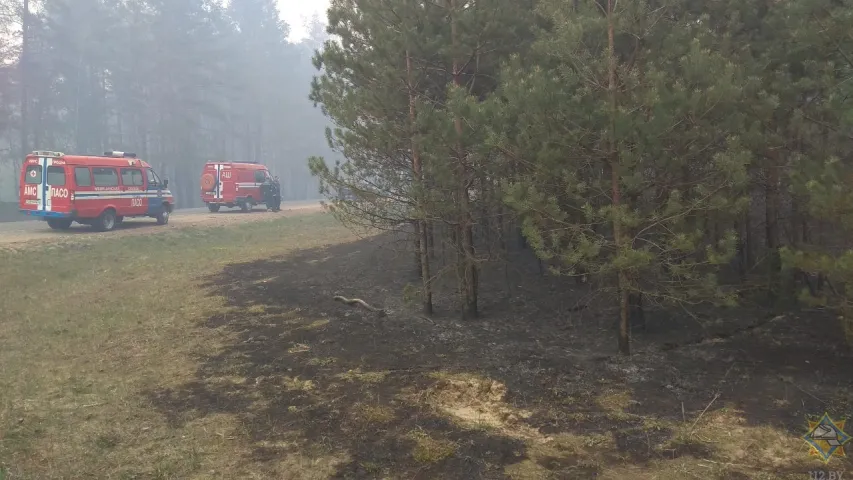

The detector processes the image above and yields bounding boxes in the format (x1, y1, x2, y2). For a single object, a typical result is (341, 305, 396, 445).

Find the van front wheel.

(94, 209, 117, 232)
(47, 218, 72, 230)
(207, 203, 220, 213)
(156, 207, 170, 225)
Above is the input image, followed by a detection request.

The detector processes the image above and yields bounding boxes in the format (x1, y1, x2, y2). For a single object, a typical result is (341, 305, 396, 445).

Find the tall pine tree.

(493, 0, 750, 353)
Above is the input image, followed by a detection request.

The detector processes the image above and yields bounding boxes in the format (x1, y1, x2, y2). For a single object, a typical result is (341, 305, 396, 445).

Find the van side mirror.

(163, 178, 169, 188)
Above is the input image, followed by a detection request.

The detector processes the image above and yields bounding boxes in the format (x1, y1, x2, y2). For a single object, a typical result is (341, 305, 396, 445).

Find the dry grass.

(500, 386, 831, 480)
(408, 430, 457, 464)
(0, 210, 848, 479)
(350, 403, 396, 426)
(0, 212, 356, 479)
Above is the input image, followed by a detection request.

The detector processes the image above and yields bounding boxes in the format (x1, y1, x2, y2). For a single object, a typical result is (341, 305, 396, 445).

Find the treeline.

(0, 0, 333, 206)
(309, 0, 853, 354)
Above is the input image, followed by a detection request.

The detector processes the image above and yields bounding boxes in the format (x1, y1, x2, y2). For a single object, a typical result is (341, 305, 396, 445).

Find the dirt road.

(0, 200, 324, 248)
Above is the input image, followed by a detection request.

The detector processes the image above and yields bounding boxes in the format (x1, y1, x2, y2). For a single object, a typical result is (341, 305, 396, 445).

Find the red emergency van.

(199, 161, 272, 212)
(18, 150, 174, 231)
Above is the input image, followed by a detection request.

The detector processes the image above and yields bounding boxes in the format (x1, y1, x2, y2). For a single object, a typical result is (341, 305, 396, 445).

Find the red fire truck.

(199, 161, 273, 212)
(18, 150, 174, 231)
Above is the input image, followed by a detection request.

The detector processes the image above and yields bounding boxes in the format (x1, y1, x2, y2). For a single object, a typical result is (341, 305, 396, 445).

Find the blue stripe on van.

(21, 209, 70, 218)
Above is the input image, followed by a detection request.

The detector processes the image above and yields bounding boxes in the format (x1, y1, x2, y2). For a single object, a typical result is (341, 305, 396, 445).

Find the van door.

(214, 164, 224, 200)
(145, 167, 166, 215)
(22, 163, 43, 211)
(200, 164, 223, 203)
(23, 156, 70, 214)
(217, 164, 233, 202)
(121, 167, 146, 215)
(72, 166, 95, 217)
(253, 169, 266, 204)
(45, 164, 71, 214)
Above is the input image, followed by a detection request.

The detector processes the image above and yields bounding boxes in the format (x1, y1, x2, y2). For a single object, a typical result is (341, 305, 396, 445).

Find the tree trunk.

(414, 220, 423, 276)
(765, 150, 782, 301)
(406, 48, 433, 314)
(481, 175, 492, 255)
(744, 202, 753, 273)
(734, 219, 746, 281)
(427, 221, 435, 259)
(450, 0, 477, 319)
(607, 0, 630, 355)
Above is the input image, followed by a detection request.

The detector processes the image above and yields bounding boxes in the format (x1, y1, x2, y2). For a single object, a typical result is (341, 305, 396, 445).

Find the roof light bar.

(31, 150, 63, 157)
(104, 151, 138, 158)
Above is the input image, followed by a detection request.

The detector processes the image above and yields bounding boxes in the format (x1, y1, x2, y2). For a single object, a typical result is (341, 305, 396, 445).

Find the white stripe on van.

(43, 157, 53, 212)
(35, 160, 44, 209)
(215, 164, 223, 199)
(74, 190, 173, 198)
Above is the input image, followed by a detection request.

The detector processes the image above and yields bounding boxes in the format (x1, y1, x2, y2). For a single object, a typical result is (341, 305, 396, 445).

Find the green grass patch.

(0, 212, 355, 479)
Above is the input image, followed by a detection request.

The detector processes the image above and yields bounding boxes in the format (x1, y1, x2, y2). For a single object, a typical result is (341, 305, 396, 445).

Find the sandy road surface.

(0, 200, 324, 248)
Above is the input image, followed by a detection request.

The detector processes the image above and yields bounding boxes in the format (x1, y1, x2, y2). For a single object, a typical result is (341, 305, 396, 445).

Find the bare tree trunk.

(734, 219, 746, 281)
(414, 220, 423, 275)
(427, 221, 435, 259)
(481, 175, 492, 255)
(744, 200, 753, 272)
(607, 0, 630, 355)
(450, 0, 477, 319)
(406, 48, 433, 314)
(765, 150, 782, 301)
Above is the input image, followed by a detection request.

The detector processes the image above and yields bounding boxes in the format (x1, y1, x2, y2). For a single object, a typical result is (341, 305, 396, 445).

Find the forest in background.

(308, 0, 853, 355)
(3, 0, 853, 356)
(0, 0, 334, 205)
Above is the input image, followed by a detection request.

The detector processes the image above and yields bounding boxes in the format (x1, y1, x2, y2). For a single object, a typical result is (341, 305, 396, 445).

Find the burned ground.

(147, 232, 853, 479)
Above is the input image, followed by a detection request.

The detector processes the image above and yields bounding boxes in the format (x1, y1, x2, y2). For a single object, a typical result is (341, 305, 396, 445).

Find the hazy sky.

(277, 0, 330, 42)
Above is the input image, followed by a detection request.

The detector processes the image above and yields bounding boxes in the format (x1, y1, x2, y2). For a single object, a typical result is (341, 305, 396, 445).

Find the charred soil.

(150, 230, 853, 479)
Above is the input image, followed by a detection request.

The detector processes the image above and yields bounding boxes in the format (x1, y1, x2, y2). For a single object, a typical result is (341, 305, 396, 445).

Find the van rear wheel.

(47, 218, 72, 230)
(94, 209, 117, 232)
(240, 202, 250, 212)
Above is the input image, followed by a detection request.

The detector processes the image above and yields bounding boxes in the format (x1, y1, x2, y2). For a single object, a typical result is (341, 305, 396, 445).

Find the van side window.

(121, 168, 144, 186)
(74, 167, 92, 187)
(93, 167, 119, 187)
(254, 170, 265, 183)
(25, 165, 41, 184)
(46, 166, 65, 186)
(146, 168, 161, 186)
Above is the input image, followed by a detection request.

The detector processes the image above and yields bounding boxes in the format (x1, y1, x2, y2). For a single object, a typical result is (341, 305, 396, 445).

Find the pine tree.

(310, 0, 537, 317)
(761, 0, 853, 342)
(409, 0, 537, 318)
(309, 0, 434, 310)
(493, 0, 750, 354)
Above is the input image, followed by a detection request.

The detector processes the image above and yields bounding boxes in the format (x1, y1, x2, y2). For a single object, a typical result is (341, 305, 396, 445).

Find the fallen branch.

(780, 376, 825, 404)
(689, 392, 720, 432)
(333, 295, 387, 317)
(661, 315, 785, 352)
(689, 362, 735, 432)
